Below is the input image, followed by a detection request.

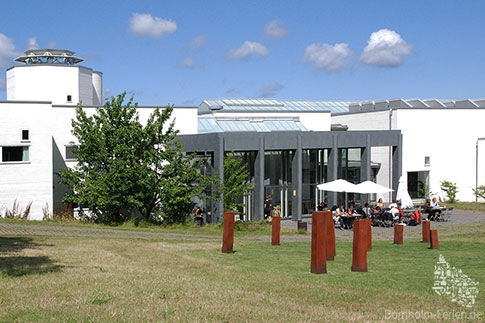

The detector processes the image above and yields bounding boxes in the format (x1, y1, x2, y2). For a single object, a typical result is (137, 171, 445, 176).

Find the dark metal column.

(392, 134, 403, 200)
(291, 136, 302, 221)
(360, 134, 371, 202)
(327, 135, 338, 207)
(254, 136, 265, 221)
(213, 136, 225, 223)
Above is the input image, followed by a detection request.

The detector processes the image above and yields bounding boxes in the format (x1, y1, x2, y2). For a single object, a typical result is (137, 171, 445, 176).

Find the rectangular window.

(65, 146, 78, 160)
(67, 95, 72, 102)
(2, 146, 29, 162)
(22, 129, 29, 141)
(425, 156, 430, 165)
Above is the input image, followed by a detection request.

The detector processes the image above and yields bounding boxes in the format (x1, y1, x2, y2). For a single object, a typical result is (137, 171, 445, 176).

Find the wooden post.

(272, 216, 281, 245)
(325, 211, 336, 260)
(393, 224, 404, 245)
(429, 230, 439, 249)
(421, 220, 430, 243)
(311, 211, 327, 274)
(351, 219, 367, 272)
(365, 217, 372, 251)
(221, 212, 235, 253)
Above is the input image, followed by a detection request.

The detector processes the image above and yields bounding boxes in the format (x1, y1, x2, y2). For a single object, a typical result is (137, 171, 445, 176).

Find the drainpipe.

(477, 138, 485, 202)
(389, 108, 393, 202)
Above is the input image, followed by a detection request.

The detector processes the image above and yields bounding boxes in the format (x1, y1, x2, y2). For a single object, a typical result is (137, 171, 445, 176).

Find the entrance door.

(265, 185, 291, 218)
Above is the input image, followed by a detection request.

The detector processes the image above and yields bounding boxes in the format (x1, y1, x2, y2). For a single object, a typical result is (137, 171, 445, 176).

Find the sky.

(0, 0, 484, 106)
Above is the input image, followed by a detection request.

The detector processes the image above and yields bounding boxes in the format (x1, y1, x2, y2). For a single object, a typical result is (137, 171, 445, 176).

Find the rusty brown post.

(421, 220, 430, 243)
(325, 211, 336, 260)
(429, 230, 439, 249)
(311, 211, 327, 274)
(351, 219, 367, 272)
(222, 212, 235, 253)
(393, 224, 404, 245)
(272, 216, 281, 245)
(365, 217, 372, 251)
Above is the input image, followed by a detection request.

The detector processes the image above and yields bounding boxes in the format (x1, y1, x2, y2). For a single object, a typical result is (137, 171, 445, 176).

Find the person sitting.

(333, 205, 345, 230)
(431, 197, 440, 208)
(362, 203, 371, 218)
(195, 207, 204, 227)
(389, 200, 400, 222)
(347, 205, 355, 216)
(377, 198, 384, 208)
(429, 197, 442, 220)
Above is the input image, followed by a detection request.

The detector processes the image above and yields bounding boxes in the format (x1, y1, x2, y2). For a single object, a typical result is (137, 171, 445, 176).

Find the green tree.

(138, 107, 214, 223)
(60, 92, 212, 224)
(216, 153, 253, 217)
(60, 93, 144, 223)
(440, 180, 458, 203)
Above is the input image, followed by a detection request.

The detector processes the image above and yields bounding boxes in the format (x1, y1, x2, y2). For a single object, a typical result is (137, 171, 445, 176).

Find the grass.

(0, 221, 483, 321)
(442, 201, 485, 213)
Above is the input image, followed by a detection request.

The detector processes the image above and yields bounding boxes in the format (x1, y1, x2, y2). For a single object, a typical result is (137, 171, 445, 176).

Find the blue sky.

(1, 0, 484, 106)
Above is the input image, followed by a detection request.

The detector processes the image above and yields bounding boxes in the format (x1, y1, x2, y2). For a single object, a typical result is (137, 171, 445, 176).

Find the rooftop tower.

(6, 49, 103, 105)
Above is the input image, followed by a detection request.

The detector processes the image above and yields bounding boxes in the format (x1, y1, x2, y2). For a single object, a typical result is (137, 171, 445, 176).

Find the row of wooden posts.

(221, 211, 440, 274)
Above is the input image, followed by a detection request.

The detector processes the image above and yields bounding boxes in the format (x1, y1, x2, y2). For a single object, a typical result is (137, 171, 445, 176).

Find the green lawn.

(0, 223, 483, 321)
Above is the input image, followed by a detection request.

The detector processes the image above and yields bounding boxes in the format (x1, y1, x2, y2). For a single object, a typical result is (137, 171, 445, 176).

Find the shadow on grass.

(0, 237, 63, 277)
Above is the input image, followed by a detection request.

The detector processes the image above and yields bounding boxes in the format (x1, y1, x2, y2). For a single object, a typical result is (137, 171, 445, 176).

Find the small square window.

(66, 146, 78, 160)
(22, 130, 29, 141)
(425, 156, 430, 165)
(2, 146, 29, 162)
(67, 95, 72, 102)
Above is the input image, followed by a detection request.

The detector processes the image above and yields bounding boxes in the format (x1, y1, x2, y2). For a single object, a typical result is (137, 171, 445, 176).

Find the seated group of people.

(326, 198, 406, 230)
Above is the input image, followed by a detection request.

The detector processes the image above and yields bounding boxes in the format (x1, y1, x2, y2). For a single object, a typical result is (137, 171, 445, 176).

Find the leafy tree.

(60, 93, 144, 223)
(440, 180, 458, 203)
(60, 92, 212, 224)
(216, 153, 253, 217)
(472, 185, 485, 201)
(138, 108, 214, 223)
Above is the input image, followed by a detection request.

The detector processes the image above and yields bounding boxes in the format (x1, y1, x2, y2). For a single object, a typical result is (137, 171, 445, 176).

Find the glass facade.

(337, 148, 362, 207)
(302, 149, 328, 215)
(264, 151, 292, 218)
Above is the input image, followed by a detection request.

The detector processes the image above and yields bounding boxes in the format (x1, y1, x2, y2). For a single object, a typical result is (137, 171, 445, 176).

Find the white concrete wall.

(7, 66, 79, 104)
(137, 106, 199, 135)
(92, 72, 103, 106)
(78, 67, 93, 105)
(333, 109, 485, 202)
(0, 102, 53, 219)
(397, 109, 485, 202)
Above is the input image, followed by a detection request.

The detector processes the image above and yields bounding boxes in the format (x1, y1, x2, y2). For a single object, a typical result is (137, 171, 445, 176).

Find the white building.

(332, 99, 485, 202)
(1, 50, 198, 220)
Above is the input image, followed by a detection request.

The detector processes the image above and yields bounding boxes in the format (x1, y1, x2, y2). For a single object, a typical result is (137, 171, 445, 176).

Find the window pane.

(22, 130, 29, 140)
(66, 146, 77, 160)
(2, 146, 27, 162)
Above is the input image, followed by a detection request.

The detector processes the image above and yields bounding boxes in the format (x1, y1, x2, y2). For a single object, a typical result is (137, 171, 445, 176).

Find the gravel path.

(0, 209, 483, 243)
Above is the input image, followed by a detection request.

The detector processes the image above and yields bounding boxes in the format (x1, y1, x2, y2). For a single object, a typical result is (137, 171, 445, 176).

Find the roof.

(198, 116, 307, 133)
(348, 98, 485, 113)
(199, 98, 357, 114)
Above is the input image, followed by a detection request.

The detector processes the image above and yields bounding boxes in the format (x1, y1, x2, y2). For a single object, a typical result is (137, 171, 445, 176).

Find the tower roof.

(15, 49, 84, 65)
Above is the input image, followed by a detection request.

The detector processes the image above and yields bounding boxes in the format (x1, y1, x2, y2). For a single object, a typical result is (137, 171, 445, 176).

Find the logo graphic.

(432, 254, 479, 308)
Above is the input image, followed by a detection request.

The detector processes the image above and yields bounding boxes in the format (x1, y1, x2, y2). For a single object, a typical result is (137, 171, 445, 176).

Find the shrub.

(440, 180, 458, 203)
(473, 185, 485, 201)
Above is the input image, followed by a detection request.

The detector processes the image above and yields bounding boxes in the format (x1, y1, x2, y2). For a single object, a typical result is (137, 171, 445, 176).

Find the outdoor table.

(341, 215, 362, 229)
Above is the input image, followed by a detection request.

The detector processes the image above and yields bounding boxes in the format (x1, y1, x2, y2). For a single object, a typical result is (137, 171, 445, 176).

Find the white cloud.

(0, 33, 18, 68)
(228, 41, 269, 60)
(47, 41, 57, 48)
(259, 81, 284, 98)
(264, 20, 289, 39)
(360, 29, 412, 67)
(129, 13, 177, 38)
(189, 35, 206, 50)
(183, 57, 195, 68)
(27, 37, 39, 49)
(303, 42, 351, 71)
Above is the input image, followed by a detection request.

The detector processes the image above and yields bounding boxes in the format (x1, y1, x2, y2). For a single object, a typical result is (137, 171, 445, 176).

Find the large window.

(302, 149, 327, 215)
(65, 146, 78, 160)
(2, 146, 29, 162)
